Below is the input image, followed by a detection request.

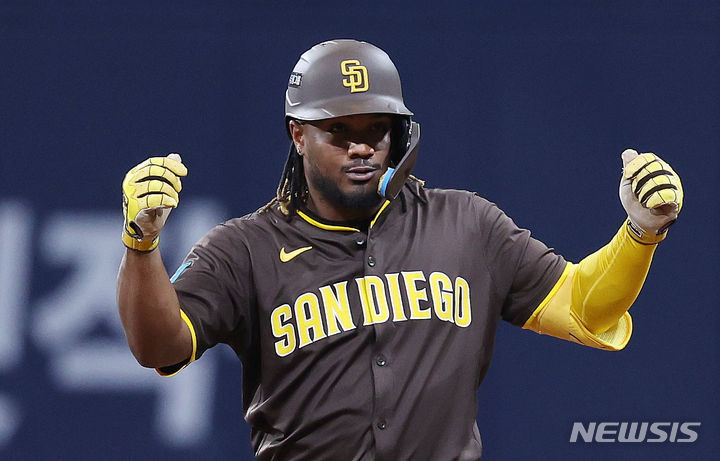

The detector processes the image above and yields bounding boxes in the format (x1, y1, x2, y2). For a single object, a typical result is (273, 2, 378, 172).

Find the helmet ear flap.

(390, 116, 411, 167)
(378, 120, 420, 200)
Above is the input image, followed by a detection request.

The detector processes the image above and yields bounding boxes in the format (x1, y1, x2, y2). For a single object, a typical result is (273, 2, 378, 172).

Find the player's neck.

(305, 195, 382, 224)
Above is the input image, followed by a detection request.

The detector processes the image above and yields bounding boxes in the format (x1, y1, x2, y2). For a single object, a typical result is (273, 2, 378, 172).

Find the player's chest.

(251, 229, 487, 360)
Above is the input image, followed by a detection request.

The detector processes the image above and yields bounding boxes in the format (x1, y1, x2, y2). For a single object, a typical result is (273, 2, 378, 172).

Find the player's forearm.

(571, 222, 657, 334)
(117, 248, 192, 368)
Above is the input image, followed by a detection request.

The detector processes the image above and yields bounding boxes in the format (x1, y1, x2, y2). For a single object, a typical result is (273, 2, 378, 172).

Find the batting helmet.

(285, 39, 420, 200)
(285, 39, 413, 121)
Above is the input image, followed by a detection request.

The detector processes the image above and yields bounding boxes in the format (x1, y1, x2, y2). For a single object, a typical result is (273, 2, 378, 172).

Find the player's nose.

(347, 141, 375, 158)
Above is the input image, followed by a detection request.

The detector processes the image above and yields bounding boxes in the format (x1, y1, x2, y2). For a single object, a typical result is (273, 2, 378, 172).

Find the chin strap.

(378, 121, 421, 200)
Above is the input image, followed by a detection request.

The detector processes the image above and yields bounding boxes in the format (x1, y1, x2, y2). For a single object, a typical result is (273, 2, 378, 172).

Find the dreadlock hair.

(261, 140, 307, 217)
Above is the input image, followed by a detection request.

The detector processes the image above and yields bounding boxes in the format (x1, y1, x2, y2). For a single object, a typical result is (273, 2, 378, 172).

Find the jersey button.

(367, 256, 376, 267)
(356, 237, 366, 246)
(377, 420, 387, 430)
(375, 355, 387, 367)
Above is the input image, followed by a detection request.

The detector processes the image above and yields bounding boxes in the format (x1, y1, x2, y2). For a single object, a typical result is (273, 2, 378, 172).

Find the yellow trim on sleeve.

(155, 309, 198, 377)
(524, 262, 573, 326)
(180, 309, 198, 363)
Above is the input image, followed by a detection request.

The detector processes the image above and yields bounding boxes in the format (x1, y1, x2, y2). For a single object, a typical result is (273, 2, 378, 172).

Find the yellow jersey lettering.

(319, 281, 356, 335)
(454, 276, 472, 327)
(429, 271, 454, 322)
(294, 292, 327, 347)
(356, 276, 390, 325)
(403, 271, 430, 319)
(367, 275, 390, 324)
(272, 270, 472, 358)
(271, 304, 296, 357)
(356, 277, 371, 325)
(385, 273, 407, 322)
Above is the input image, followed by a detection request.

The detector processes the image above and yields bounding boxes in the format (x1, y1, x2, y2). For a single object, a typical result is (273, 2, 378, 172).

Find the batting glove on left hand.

(122, 153, 187, 252)
(619, 149, 683, 244)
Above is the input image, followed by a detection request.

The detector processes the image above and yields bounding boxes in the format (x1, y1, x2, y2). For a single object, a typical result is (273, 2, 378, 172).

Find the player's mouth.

(344, 164, 380, 182)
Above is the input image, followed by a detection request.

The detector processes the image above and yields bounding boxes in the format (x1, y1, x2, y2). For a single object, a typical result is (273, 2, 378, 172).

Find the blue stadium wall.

(0, 1, 718, 460)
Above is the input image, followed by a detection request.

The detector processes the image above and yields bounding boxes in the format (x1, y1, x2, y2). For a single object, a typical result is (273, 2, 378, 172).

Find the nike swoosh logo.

(280, 246, 313, 262)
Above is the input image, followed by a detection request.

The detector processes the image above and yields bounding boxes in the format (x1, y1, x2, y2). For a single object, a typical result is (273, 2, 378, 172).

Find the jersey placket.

(295, 201, 400, 459)
(363, 216, 397, 460)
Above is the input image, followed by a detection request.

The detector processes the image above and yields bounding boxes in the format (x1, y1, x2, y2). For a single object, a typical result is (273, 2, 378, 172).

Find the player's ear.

(288, 120, 305, 155)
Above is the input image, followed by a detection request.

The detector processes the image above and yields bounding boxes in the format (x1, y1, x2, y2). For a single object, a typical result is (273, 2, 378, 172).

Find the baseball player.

(117, 39, 683, 460)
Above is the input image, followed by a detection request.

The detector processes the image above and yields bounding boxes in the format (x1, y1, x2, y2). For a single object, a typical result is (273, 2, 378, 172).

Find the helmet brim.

(285, 92, 413, 121)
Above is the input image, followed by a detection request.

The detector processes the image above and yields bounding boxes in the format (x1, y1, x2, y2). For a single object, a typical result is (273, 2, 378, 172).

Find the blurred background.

(1, 1, 718, 460)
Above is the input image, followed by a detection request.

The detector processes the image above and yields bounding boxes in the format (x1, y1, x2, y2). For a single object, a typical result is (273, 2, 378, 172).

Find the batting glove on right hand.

(122, 153, 187, 252)
(619, 149, 683, 244)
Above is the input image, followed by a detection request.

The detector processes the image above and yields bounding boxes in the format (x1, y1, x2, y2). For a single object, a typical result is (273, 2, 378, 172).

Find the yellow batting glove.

(619, 149, 683, 244)
(122, 153, 187, 252)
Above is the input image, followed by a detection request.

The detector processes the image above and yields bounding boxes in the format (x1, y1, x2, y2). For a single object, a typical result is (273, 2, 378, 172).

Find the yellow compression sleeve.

(523, 221, 658, 350)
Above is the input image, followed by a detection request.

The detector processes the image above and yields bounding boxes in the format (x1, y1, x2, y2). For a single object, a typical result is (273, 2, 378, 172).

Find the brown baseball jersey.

(167, 179, 566, 460)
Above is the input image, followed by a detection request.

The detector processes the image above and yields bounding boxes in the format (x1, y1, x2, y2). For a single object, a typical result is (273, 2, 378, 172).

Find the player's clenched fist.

(122, 153, 187, 252)
(619, 149, 683, 244)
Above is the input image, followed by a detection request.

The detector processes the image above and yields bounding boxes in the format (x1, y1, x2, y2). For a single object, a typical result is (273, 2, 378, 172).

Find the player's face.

(292, 114, 393, 221)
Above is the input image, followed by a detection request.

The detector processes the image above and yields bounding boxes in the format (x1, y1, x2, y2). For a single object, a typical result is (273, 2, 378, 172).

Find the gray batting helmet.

(285, 39, 413, 122)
